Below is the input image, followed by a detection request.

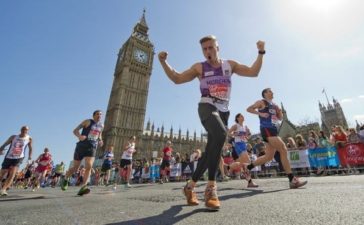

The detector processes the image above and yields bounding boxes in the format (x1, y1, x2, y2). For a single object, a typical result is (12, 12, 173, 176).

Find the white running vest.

(6, 135, 31, 159)
(121, 142, 135, 160)
(234, 124, 249, 143)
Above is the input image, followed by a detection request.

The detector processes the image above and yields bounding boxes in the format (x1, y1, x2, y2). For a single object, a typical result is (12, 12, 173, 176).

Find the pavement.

(0, 175, 363, 225)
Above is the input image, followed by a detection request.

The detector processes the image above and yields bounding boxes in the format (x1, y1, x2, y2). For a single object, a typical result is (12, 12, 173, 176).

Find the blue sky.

(1, 0, 363, 168)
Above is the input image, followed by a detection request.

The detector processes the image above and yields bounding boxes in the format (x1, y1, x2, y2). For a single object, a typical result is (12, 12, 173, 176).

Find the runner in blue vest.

(159, 35, 265, 211)
(61, 110, 104, 195)
(246, 88, 307, 188)
(101, 145, 114, 186)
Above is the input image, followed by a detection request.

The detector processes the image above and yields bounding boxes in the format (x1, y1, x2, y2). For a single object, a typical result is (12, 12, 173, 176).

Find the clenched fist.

(256, 41, 265, 51)
(158, 51, 168, 62)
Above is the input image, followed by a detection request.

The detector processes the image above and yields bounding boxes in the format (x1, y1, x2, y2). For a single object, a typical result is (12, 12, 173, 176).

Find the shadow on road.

(105, 188, 288, 225)
(105, 204, 211, 225)
(0, 195, 45, 202)
(219, 188, 289, 201)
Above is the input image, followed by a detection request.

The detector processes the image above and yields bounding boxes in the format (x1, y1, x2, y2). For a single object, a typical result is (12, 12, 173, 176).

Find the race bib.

(208, 84, 228, 100)
(11, 141, 24, 157)
(88, 124, 102, 141)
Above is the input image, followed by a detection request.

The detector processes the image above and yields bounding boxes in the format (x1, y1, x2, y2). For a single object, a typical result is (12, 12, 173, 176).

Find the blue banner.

(149, 164, 160, 180)
(308, 146, 340, 167)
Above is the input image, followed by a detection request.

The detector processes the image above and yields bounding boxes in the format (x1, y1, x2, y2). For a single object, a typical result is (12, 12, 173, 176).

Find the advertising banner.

(308, 146, 340, 167)
(170, 163, 182, 177)
(288, 149, 310, 168)
(337, 143, 364, 166)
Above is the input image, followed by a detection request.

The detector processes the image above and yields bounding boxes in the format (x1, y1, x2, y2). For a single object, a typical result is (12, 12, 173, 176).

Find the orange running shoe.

(183, 182, 199, 206)
(204, 185, 220, 211)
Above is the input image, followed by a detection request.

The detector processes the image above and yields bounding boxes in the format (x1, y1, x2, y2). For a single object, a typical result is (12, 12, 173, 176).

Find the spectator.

(286, 137, 297, 150)
(190, 149, 202, 162)
(295, 134, 308, 175)
(318, 131, 331, 148)
(307, 130, 319, 149)
(295, 134, 307, 150)
(332, 125, 348, 148)
(359, 125, 364, 143)
(175, 152, 181, 164)
(332, 126, 350, 174)
(347, 128, 360, 143)
(253, 137, 266, 156)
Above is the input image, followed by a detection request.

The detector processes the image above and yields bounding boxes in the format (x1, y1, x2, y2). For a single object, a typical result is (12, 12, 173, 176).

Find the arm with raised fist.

(158, 51, 200, 84)
(229, 40, 265, 77)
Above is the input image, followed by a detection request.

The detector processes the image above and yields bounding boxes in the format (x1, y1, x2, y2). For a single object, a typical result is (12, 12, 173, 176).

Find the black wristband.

(258, 50, 266, 55)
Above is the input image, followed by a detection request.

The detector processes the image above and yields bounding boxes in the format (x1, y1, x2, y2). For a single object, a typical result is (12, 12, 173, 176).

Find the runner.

(52, 161, 65, 187)
(246, 88, 307, 188)
(61, 110, 104, 196)
(120, 136, 136, 188)
(228, 113, 258, 188)
(23, 161, 35, 189)
(0, 126, 33, 196)
(160, 141, 173, 184)
(33, 148, 52, 190)
(158, 35, 265, 210)
(101, 145, 114, 186)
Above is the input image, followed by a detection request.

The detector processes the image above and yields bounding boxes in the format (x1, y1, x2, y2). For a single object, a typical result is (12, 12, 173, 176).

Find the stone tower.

(319, 97, 348, 135)
(100, 10, 154, 159)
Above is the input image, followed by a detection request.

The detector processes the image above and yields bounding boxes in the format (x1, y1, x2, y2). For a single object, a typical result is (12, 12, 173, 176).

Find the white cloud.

(340, 98, 354, 104)
(358, 95, 364, 99)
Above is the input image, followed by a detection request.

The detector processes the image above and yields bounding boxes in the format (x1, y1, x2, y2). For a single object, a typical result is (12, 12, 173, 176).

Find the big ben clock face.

(133, 48, 148, 64)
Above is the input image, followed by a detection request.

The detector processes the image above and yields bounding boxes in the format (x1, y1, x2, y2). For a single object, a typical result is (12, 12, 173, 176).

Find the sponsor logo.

(290, 151, 299, 161)
(204, 71, 214, 76)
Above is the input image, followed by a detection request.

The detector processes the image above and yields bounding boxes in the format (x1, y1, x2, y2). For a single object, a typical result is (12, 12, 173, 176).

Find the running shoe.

(222, 176, 231, 182)
(77, 186, 90, 196)
(125, 183, 132, 188)
(183, 182, 199, 206)
(289, 177, 308, 189)
(247, 180, 259, 188)
(204, 185, 220, 211)
(0, 190, 8, 196)
(61, 178, 69, 191)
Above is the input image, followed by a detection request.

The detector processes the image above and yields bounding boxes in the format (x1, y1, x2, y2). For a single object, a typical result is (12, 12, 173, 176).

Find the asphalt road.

(1, 175, 363, 225)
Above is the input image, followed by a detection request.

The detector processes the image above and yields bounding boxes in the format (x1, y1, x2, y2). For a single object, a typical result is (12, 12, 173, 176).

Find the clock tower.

(100, 10, 154, 159)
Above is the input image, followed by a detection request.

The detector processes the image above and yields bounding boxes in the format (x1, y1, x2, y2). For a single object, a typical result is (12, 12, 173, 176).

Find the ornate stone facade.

(138, 120, 206, 159)
(99, 11, 154, 160)
(278, 103, 323, 141)
(277, 98, 348, 142)
(319, 97, 348, 135)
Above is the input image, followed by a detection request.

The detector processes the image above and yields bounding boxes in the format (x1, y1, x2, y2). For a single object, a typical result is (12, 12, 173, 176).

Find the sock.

(247, 163, 255, 171)
(287, 173, 294, 182)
